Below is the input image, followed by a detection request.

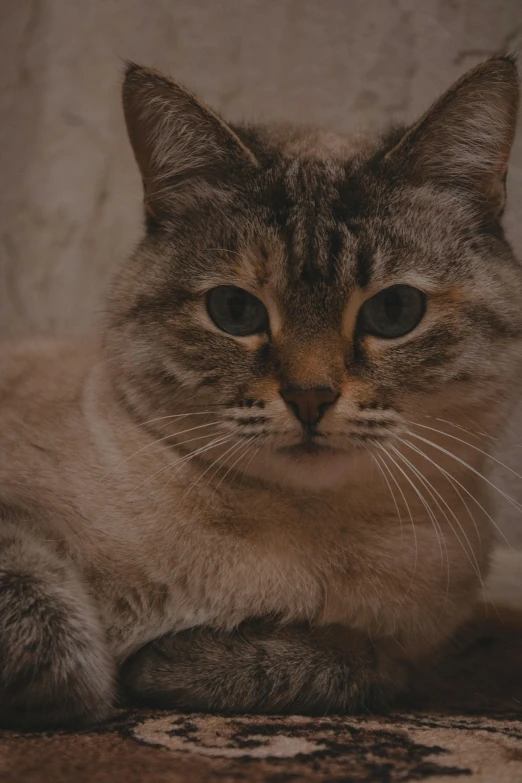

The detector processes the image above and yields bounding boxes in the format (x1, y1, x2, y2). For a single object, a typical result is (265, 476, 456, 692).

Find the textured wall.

(1, 0, 522, 541)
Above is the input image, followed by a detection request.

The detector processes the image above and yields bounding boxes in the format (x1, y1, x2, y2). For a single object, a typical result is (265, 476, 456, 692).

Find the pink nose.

(280, 386, 339, 427)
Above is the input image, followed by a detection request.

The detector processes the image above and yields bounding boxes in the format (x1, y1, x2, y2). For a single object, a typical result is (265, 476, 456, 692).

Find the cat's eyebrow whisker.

(406, 430, 522, 515)
(399, 436, 514, 553)
(406, 420, 522, 485)
(373, 447, 419, 600)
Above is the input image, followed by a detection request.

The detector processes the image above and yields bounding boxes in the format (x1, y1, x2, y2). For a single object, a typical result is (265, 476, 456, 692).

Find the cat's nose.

(280, 386, 340, 427)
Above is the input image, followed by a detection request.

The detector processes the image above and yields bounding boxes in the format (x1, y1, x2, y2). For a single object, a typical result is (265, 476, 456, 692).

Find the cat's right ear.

(122, 63, 258, 222)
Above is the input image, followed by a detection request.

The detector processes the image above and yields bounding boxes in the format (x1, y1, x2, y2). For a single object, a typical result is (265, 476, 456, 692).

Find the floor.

(2, 606, 522, 783)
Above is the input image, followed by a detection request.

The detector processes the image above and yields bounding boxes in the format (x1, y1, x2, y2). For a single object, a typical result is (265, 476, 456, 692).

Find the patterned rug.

(1, 606, 521, 783)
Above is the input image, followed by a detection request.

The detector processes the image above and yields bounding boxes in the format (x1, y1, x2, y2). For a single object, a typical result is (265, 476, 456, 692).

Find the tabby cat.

(0, 56, 520, 728)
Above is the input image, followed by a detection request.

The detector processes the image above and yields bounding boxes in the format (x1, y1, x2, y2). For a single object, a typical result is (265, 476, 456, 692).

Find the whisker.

(118, 410, 220, 434)
(239, 444, 262, 488)
(397, 438, 481, 547)
(373, 448, 419, 599)
(418, 415, 498, 444)
(401, 437, 505, 621)
(387, 446, 452, 618)
(182, 437, 246, 500)
(134, 433, 233, 495)
(213, 436, 259, 494)
(461, 412, 498, 441)
(370, 452, 404, 545)
(407, 431, 522, 514)
(407, 420, 522, 485)
(380, 446, 446, 564)
(106, 420, 223, 476)
(400, 437, 514, 553)
(389, 444, 482, 589)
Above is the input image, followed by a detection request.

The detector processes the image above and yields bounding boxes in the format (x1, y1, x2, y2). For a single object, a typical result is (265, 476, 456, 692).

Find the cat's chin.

(238, 445, 369, 493)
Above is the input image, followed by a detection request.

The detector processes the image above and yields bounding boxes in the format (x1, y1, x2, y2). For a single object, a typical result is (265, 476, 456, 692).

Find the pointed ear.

(386, 56, 519, 216)
(122, 63, 258, 220)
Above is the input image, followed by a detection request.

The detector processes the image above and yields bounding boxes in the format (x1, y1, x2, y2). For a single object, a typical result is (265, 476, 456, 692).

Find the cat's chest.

(95, 486, 420, 661)
(102, 544, 329, 660)
(99, 501, 356, 659)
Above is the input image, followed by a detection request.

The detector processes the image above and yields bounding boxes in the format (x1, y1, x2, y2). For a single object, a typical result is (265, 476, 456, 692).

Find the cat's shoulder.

(0, 337, 97, 402)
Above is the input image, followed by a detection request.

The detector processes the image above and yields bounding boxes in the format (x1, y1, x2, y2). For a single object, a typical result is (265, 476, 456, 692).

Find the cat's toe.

(0, 566, 115, 729)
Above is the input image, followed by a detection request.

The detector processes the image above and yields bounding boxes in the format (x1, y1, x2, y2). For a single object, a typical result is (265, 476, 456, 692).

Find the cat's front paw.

(121, 621, 402, 715)
(0, 535, 115, 729)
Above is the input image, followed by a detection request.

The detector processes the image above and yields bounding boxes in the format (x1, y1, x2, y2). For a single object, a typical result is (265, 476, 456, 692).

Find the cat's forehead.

(187, 128, 502, 318)
(231, 155, 456, 298)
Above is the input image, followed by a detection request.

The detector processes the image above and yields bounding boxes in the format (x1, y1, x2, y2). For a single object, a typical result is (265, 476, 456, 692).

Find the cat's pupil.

(383, 289, 403, 323)
(206, 286, 268, 336)
(358, 284, 426, 339)
(229, 290, 247, 321)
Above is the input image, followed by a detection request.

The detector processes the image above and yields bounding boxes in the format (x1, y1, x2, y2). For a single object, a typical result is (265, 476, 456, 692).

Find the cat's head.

(106, 57, 522, 491)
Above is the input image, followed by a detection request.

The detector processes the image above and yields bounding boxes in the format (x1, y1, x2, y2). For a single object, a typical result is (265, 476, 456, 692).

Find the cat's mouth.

(278, 434, 343, 457)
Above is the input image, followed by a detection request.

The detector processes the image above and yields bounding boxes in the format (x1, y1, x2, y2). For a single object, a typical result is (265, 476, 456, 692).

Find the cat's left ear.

(386, 56, 520, 216)
(122, 63, 259, 220)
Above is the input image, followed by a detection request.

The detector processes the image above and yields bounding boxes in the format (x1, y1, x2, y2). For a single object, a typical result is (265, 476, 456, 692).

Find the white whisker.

(397, 438, 481, 546)
(420, 415, 497, 444)
(105, 420, 223, 478)
(407, 431, 522, 514)
(389, 444, 482, 589)
(135, 433, 233, 495)
(374, 448, 419, 599)
(182, 437, 247, 500)
(214, 436, 259, 494)
(378, 446, 451, 617)
(118, 410, 217, 434)
(408, 421, 522, 485)
(371, 452, 404, 545)
(239, 444, 262, 488)
(400, 437, 514, 553)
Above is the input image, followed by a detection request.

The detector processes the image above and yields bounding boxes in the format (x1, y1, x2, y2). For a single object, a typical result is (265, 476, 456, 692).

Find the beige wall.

(2, 0, 522, 541)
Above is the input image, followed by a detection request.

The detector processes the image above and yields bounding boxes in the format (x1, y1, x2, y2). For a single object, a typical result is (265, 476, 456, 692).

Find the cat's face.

(107, 58, 522, 491)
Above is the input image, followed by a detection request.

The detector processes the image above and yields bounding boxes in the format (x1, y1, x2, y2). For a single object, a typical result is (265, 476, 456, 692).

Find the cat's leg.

(0, 516, 115, 728)
(121, 620, 406, 714)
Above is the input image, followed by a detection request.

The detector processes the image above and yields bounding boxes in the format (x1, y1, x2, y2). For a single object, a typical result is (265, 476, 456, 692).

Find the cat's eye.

(358, 285, 426, 339)
(206, 286, 269, 336)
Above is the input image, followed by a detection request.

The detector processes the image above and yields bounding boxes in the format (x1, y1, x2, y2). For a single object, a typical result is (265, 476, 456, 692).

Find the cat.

(0, 55, 520, 728)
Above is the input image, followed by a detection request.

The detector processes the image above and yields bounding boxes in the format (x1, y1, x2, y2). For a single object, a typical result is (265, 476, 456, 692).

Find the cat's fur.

(0, 56, 520, 728)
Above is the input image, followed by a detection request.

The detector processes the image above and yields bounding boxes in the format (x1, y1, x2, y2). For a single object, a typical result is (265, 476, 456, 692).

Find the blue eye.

(358, 285, 426, 338)
(206, 286, 268, 336)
